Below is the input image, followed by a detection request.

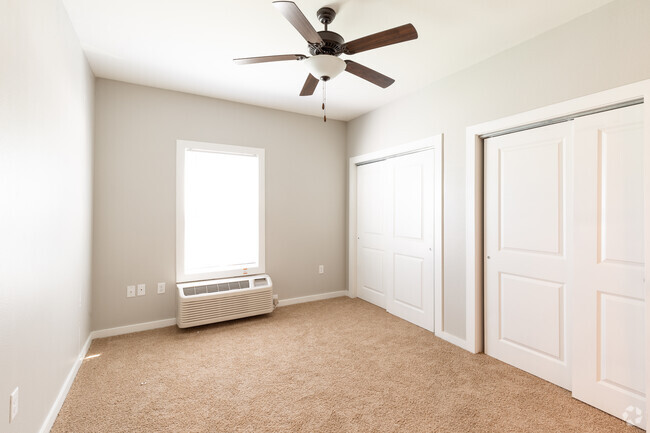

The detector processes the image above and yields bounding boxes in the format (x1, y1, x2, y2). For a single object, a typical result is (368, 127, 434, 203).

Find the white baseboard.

(91, 317, 177, 339)
(91, 293, 350, 337)
(277, 290, 349, 307)
(39, 319, 176, 431)
(39, 334, 93, 433)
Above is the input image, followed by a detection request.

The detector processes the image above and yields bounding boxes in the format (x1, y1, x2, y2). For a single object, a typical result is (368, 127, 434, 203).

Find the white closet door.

(357, 161, 389, 308)
(356, 149, 436, 330)
(485, 122, 573, 390)
(572, 104, 646, 429)
(385, 150, 435, 331)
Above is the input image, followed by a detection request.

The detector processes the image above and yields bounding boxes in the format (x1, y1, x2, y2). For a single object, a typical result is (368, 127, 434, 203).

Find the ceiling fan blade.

(273, 1, 323, 45)
(300, 74, 319, 96)
(233, 54, 306, 65)
(345, 60, 395, 88)
(344, 24, 418, 55)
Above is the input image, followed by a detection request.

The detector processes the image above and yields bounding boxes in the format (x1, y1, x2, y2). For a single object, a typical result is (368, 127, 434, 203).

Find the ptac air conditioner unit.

(176, 274, 274, 328)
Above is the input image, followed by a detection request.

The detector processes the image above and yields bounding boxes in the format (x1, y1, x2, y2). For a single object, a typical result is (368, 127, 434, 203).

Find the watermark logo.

(622, 406, 643, 427)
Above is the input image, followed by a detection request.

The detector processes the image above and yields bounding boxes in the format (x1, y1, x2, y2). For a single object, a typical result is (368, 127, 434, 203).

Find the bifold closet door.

(572, 104, 646, 429)
(356, 150, 435, 331)
(484, 122, 573, 390)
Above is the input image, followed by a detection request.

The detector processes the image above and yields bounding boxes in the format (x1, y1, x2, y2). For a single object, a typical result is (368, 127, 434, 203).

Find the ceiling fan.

(234, 1, 418, 121)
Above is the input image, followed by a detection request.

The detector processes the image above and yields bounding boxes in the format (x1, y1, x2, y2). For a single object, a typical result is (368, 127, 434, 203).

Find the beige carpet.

(52, 298, 640, 432)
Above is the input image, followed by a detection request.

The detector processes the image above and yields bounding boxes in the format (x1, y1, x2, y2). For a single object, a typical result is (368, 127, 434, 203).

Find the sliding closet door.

(484, 103, 646, 426)
(385, 150, 435, 331)
(572, 104, 646, 429)
(356, 150, 436, 331)
(484, 122, 573, 390)
(357, 161, 389, 308)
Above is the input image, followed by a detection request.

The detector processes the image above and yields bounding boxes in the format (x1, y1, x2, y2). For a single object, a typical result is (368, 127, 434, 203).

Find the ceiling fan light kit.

(234, 1, 418, 121)
(303, 55, 346, 81)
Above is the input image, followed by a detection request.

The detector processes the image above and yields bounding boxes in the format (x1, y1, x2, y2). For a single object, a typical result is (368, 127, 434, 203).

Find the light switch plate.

(157, 282, 165, 294)
(137, 284, 146, 296)
(127, 285, 136, 298)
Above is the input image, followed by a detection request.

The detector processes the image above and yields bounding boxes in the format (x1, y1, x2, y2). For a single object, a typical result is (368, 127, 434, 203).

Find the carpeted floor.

(52, 297, 641, 432)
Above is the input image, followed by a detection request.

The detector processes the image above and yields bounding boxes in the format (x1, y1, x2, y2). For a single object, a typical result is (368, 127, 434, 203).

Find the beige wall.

(92, 79, 347, 330)
(0, 0, 94, 432)
(347, 0, 650, 340)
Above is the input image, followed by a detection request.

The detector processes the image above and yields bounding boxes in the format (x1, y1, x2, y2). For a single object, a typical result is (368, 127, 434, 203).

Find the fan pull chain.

(322, 80, 327, 122)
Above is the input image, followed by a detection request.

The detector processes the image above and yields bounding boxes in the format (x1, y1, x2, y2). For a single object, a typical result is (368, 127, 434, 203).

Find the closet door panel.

(572, 104, 646, 429)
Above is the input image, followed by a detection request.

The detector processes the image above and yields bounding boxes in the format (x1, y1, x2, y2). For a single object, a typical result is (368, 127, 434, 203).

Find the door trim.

(464, 80, 650, 385)
(348, 135, 443, 334)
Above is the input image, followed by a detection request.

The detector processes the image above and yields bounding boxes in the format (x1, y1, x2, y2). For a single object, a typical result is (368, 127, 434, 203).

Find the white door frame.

(348, 135, 443, 333)
(464, 80, 650, 419)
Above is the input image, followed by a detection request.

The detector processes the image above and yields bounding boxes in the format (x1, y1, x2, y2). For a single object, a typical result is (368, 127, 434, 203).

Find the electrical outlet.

(9, 387, 18, 423)
(137, 284, 146, 296)
(318, 265, 324, 274)
(157, 282, 165, 294)
(127, 285, 136, 298)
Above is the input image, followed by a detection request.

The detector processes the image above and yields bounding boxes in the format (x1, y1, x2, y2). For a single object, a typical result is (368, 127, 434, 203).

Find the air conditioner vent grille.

(182, 279, 251, 297)
(176, 275, 273, 328)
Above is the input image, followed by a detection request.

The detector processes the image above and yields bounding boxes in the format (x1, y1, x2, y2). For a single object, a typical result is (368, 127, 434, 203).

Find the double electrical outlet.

(127, 282, 166, 298)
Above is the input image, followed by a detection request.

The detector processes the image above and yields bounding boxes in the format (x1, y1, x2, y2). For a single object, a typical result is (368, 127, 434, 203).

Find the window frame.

(176, 140, 265, 283)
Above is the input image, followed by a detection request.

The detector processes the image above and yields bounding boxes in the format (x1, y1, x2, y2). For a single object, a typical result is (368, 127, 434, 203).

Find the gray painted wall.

(92, 79, 347, 330)
(347, 0, 650, 339)
(0, 0, 94, 431)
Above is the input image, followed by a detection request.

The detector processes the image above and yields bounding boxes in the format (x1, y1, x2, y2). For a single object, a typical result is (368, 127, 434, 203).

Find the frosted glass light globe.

(303, 55, 346, 80)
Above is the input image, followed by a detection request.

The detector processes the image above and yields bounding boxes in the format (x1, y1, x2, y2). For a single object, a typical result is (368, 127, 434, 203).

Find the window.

(176, 140, 265, 282)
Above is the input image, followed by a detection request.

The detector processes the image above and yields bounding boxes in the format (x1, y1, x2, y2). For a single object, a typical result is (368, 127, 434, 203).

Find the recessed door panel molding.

(573, 104, 646, 429)
(499, 139, 564, 256)
(598, 292, 645, 397)
(394, 164, 423, 240)
(485, 121, 572, 390)
(359, 163, 385, 236)
(499, 273, 564, 361)
(598, 123, 644, 266)
(359, 247, 384, 295)
(393, 253, 424, 309)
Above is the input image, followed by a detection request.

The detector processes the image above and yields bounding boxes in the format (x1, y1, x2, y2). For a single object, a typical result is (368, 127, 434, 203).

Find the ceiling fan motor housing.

(309, 7, 343, 56)
(309, 31, 344, 56)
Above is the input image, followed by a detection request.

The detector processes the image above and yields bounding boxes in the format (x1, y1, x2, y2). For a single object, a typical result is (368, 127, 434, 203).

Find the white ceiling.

(62, 0, 615, 121)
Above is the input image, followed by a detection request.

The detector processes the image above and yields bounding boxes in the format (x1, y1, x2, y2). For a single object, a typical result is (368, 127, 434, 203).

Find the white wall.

(347, 0, 650, 341)
(92, 79, 347, 331)
(0, 0, 94, 432)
